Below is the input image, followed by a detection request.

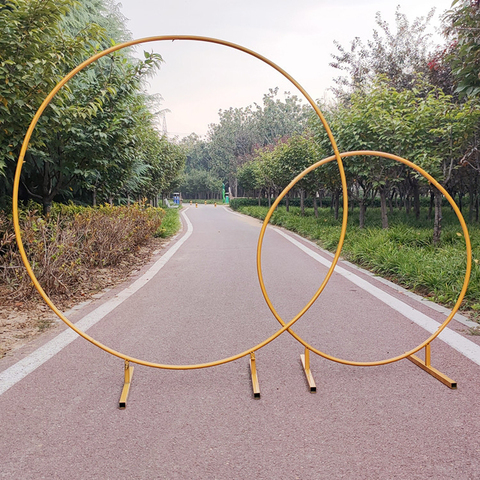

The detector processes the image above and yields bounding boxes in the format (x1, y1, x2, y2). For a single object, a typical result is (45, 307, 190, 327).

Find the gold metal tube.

(425, 343, 431, 367)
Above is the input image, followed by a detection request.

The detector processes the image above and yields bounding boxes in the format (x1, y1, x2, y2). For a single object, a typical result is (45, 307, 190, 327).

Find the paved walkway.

(1, 205, 480, 479)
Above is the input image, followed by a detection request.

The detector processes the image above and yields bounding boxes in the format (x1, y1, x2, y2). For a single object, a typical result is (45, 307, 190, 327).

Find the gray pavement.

(1, 205, 480, 479)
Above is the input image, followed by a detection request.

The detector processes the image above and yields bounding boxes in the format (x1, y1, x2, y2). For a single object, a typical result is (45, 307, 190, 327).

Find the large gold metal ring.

(256, 150, 472, 366)
(13, 36, 349, 369)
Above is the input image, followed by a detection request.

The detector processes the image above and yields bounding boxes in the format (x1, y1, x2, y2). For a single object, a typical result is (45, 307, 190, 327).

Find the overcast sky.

(117, 0, 454, 138)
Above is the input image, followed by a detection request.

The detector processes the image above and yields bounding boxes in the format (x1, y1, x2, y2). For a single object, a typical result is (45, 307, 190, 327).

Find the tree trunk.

(413, 180, 420, 220)
(313, 196, 318, 218)
(258, 189, 261, 206)
(469, 184, 475, 223)
(359, 199, 366, 229)
(380, 188, 388, 229)
(433, 188, 443, 246)
(42, 200, 52, 217)
(92, 188, 97, 207)
(286, 193, 290, 212)
(268, 188, 271, 208)
(405, 195, 411, 215)
(428, 190, 434, 220)
(475, 193, 480, 223)
(300, 189, 305, 216)
(334, 190, 340, 221)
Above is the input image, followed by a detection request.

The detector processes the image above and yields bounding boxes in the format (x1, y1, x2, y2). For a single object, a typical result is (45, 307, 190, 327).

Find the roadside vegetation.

(0, 202, 174, 302)
(183, 198, 226, 205)
(198, 3, 480, 318)
(178, 4, 480, 228)
(0, 201, 182, 358)
(231, 200, 480, 315)
(0, 1, 185, 345)
(155, 207, 181, 238)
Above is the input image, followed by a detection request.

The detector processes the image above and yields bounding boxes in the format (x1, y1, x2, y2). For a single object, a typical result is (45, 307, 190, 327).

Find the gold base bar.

(407, 345, 456, 389)
(119, 360, 135, 409)
(300, 347, 317, 392)
(249, 352, 260, 398)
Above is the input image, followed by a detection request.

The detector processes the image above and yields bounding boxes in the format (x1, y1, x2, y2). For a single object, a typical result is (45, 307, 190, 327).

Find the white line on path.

(0, 210, 194, 397)
(272, 227, 480, 367)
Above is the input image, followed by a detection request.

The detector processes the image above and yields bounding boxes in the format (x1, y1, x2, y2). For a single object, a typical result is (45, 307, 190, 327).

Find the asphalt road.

(1, 205, 480, 479)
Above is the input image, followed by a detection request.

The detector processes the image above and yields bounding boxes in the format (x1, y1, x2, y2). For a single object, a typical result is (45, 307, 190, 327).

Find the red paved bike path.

(1, 205, 480, 479)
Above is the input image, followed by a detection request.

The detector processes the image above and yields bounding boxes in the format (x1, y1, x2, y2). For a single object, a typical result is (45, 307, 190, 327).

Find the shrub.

(0, 202, 165, 300)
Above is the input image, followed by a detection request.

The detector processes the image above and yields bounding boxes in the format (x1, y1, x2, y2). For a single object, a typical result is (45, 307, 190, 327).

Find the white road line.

(284, 228, 476, 328)
(0, 210, 193, 396)
(272, 227, 480, 367)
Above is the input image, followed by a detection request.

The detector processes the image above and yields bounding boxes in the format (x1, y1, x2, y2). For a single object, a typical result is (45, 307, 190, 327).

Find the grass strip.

(155, 207, 181, 238)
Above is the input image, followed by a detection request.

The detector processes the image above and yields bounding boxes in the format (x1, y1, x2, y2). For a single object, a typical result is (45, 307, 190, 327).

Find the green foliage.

(0, 0, 184, 209)
(154, 208, 181, 238)
(309, 77, 480, 234)
(0, 0, 101, 177)
(180, 133, 212, 172)
(315, 78, 480, 182)
(230, 196, 330, 210)
(236, 133, 320, 208)
(204, 88, 311, 195)
(237, 160, 262, 194)
(183, 198, 220, 205)
(443, 1, 480, 97)
(180, 169, 222, 199)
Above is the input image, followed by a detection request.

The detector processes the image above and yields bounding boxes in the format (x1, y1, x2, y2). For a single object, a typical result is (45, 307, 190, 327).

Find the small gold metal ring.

(256, 150, 472, 366)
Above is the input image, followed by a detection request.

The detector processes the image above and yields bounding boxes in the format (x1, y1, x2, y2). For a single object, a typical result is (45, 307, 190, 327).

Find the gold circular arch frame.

(12, 35, 350, 370)
(257, 150, 472, 366)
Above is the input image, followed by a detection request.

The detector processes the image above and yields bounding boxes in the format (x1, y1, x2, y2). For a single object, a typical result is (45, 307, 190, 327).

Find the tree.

(330, 7, 437, 97)
(180, 169, 221, 199)
(0, 0, 103, 183)
(0, 0, 183, 213)
(313, 77, 480, 239)
(206, 89, 311, 197)
(180, 133, 212, 172)
(207, 105, 258, 196)
(237, 160, 260, 198)
(253, 88, 310, 145)
(443, 0, 480, 98)
(22, 49, 164, 213)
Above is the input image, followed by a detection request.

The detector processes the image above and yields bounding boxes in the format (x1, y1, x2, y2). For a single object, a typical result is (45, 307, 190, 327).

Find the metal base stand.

(300, 347, 317, 392)
(407, 343, 457, 389)
(119, 360, 135, 409)
(249, 352, 260, 398)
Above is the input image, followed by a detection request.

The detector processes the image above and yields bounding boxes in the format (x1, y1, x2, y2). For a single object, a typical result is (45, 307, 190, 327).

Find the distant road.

(1, 204, 480, 479)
